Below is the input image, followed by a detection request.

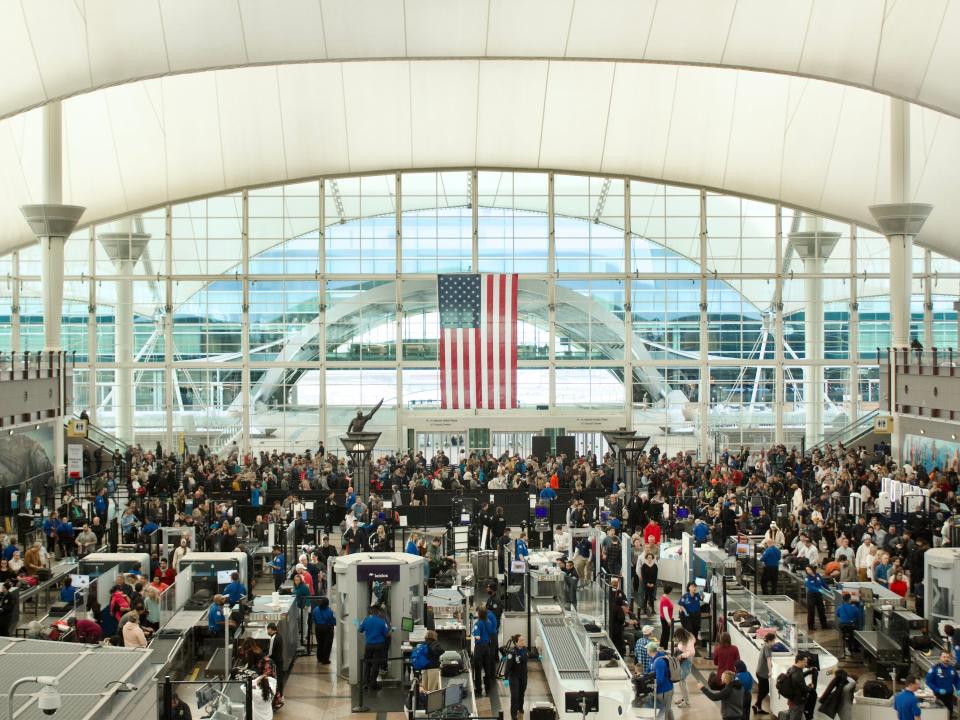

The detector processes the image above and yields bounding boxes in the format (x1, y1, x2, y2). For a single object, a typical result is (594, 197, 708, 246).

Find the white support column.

(774, 207, 784, 444)
(698, 190, 709, 457)
(85, 230, 96, 421)
(241, 190, 251, 453)
(848, 226, 860, 421)
(318, 179, 327, 450)
(10, 252, 20, 354)
(869, 99, 933, 464)
(547, 173, 557, 410)
(923, 249, 934, 350)
(98, 219, 150, 444)
(164, 206, 174, 452)
(471, 169, 479, 273)
(788, 229, 839, 448)
(19, 101, 85, 483)
(623, 178, 633, 429)
(395, 174, 404, 452)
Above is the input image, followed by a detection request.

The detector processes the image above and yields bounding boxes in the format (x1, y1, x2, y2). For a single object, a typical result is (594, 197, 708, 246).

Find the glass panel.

(706, 194, 776, 274)
(477, 171, 548, 273)
(172, 194, 243, 275)
(554, 175, 624, 273)
(401, 171, 472, 273)
(630, 182, 700, 274)
(631, 279, 700, 359)
(325, 280, 396, 361)
(249, 281, 320, 361)
(706, 280, 765, 359)
(325, 175, 397, 274)
(554, 367, 624, 408)
(249, 181, 321, 275)
(172, 281, 244, 359)
(555, 280, 625, 360)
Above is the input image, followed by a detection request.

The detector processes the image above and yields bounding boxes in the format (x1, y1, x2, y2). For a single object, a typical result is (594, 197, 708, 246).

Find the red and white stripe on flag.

(439, 273, 518, 409)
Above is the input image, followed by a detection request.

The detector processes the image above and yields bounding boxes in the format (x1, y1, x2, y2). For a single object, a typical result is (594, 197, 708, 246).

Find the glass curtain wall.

(1, 170, 956, 456)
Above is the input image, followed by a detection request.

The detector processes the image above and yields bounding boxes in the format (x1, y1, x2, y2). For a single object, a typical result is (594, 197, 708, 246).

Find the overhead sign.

(874, 416, 893, 434)
(67, 444, 83, 479)
(66, 419, 87, 438)
(357, 564, 401, 582)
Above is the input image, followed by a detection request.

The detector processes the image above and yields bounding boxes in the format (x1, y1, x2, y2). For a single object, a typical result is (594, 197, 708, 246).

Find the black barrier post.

(244, 676, 253, 720)
(163, 675, 173, 720)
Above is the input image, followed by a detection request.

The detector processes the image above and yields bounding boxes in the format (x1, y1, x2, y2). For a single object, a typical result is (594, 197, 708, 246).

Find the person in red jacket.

(643, 519, 662, 547)
(712, 632, 741, 675)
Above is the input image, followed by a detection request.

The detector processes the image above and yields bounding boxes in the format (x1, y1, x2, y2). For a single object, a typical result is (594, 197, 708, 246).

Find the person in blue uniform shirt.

(894, 677, 922, 720)
(483, 604, 499, 693)
(311, 596, 337, 664)
(539, 485, 557, 501)
(515, 532, 529, 560)
(207, 594, 227, 635)
(59, 577, 77, 604)
(678, 582, 703, 641)
(760, 539, 781, 595)
(835, 592, 863, 657)
(268, 545, 286, 591)
(223, 571, 247, 605)
(358, 605, 390, 690)
(472, 608, 492, 694)
(693, 519, 711, 544)
(803, 565, 830, 631)
(926, 651, 960, 716)
(505, 634, 528, 720)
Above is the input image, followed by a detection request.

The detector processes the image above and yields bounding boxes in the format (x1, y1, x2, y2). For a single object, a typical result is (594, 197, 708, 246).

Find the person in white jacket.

(673, 626, 697, 708)
(243, 674, 278, 720)
(855, 537, 876, 581)
(763, 523, 785, 548)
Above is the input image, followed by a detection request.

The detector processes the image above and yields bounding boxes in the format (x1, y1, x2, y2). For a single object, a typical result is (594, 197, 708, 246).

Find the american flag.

(438, 274, 518, 409)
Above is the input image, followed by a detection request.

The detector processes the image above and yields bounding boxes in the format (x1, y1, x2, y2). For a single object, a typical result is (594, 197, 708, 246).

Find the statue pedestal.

(340, 432, 381, 500)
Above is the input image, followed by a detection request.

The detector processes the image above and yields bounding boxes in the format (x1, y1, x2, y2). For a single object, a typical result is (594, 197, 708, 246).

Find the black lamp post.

(340, 431, 381, 500)
(602, 429, 637, 490)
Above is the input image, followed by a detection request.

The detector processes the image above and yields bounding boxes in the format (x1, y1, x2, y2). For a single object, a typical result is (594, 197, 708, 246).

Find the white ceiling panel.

(485, 0, 574, 57)
(160, 0, 247, 72)
(475, 60, 548, 168)
(404, 0, 488, 56)
(86, 0, 168, 89)
(238, 0, 326, 63)
(538, 62, 616, 171)
(565, 0, 657, 59)
(20, 1, 91, 100)
(276, 64, 350, 179)
(409, 61, 478, 167)
(321, 0, 406, 59)
(341, 61, 411, 171)
(644, 0, 737, 63)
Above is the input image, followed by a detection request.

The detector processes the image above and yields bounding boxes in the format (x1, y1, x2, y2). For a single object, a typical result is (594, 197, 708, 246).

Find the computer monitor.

(751, 506, 761, 517)
(564, 691, 599, 713)
(735, 542, 752, 557)
(216, 570, 234, 585)
(695, 577, 707, 589)
(675, 507, 689, 519)
(425, 689, 444, 713)
(69, 574, 91, 590)
(401, 616, 415, 632)
(444, 684, 463, 707)
(534, 506, 548, 519)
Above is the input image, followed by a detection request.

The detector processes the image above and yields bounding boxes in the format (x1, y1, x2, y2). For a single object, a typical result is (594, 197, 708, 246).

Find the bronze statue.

(347, 398, 383, 433)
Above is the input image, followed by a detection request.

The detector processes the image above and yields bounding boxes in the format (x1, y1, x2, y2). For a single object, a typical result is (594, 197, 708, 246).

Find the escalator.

(805, 409, 880, 456)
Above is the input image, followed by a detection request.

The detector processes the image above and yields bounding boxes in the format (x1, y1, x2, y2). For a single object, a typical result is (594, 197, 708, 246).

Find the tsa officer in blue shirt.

(835, 592, 863, 657)
(358, 605, 391, 690)
(207, 594, 227, 635)
(223, 571, 247, 605)
(760, 539, 782, 595)
(483, 605, 499, 691)
(311, 596, 337, 664)
(472, 608, 492, 694)
(515, 533, 529, 560)
(678, 582, 703, 641)
(269, 545, 286, 591)
(894, 677, 922, 720)
(803, 565, 830, 631)
(926, 651, 960, 715)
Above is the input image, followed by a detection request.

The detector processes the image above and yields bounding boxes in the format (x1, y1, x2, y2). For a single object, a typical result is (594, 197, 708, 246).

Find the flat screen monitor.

(425, 689, 444, 713)
(401, 616, 415, 632)
(534, 506, 548, 519)
(216, 570, 235, 585)
(751, 506, 761, 517)
(378, 511, 385, 521)
(564, 691, 599, 713)
(444, 684, 463, 707)
(735, 542, 752, 557)
(69, 574, 91, 590)
(675, 507, 689, 519)
(695, 577, 707, 588)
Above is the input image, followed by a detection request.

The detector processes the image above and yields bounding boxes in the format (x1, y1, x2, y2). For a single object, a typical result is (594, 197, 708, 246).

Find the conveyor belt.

(540, 617, 590, 679)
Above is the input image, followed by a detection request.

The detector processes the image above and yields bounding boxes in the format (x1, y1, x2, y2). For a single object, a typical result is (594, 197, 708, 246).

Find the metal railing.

(879, 346, 958, 371)
(806, 409, 879, 457)
(0, 350, 75, 376)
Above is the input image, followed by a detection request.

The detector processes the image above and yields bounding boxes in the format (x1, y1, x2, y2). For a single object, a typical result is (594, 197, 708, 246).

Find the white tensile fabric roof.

(0, 0, 958, 259)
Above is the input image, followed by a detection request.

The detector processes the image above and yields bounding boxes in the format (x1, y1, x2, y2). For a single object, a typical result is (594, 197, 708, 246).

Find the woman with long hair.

(673, 626, 696, 708)
(244, 674, 277, 720)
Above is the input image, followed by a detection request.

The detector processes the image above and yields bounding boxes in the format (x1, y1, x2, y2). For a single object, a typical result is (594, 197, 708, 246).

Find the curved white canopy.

(2, 0, 960, 121)
(1, 59, 957, 260)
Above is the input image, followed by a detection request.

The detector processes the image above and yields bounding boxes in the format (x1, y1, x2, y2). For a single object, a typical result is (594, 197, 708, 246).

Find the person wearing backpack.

(698, 670, 745, 720)
(651, 645, 676, 720)
(778, 654, 811, 720)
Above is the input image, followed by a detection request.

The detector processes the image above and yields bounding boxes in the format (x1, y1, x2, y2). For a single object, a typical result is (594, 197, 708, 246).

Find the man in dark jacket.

(698, 672, 745, 720)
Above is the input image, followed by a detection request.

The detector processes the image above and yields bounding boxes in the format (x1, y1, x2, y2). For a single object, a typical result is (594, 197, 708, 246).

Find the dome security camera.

(37, 681, 61, 716)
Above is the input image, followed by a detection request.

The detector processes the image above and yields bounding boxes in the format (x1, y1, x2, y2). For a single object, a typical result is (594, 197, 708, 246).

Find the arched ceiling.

(0, 1, 957, 261)
(3, 0, 960, 121)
